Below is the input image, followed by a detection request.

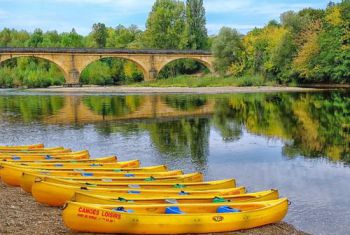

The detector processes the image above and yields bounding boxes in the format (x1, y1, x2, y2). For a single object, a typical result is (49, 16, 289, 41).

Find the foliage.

(91, 23, 107, 48)
(211, 27, 244, 75)
(0, 1, 349, 87)
(143, 0, 186, 49)
(183, 0, 208, 50)
(129, 74, 267, 87)
(212, 0, 350, 84)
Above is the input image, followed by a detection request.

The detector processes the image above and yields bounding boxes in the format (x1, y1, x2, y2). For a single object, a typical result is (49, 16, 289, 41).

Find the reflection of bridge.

(0, 48, 214, 84)
(44, 96, 215, 124)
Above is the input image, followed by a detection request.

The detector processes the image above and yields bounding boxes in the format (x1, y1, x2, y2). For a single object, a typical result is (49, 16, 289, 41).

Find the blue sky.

(0, 0, 339, 35)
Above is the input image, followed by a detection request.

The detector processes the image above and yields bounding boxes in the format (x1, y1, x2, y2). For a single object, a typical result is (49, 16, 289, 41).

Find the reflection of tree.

(164, 95, 207, 111)
(0, 95, 64, 122)
(94, 122, 141, 137)
(212, 98, 242, 141)
(221, 92, 350, 164)
(82, 96, 141, 117)
(145, 118, 210, 166)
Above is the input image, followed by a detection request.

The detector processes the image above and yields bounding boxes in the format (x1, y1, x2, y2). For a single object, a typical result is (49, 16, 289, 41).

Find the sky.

(0, 0, 340, 35)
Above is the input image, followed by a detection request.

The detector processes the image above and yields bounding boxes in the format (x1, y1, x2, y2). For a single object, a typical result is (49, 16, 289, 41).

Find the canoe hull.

(62, 199, 288, 234)
(72, 189, 279, 205)
(20, 170, 183, 193)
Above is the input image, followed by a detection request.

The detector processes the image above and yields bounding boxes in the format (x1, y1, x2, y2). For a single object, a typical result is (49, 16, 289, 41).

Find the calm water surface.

(0, 89, 349, 235)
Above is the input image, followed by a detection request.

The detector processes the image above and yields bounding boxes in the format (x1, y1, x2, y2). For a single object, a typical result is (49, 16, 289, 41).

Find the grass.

(128, 74, 275, 87)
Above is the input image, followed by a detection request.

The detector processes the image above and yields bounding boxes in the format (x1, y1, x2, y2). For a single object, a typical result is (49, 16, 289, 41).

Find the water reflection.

(0, 91, 349, 165)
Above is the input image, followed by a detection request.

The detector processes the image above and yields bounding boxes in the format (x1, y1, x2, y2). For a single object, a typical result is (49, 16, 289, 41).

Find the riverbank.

(0, 182, 307, 235)
(29, 86, 320, 94)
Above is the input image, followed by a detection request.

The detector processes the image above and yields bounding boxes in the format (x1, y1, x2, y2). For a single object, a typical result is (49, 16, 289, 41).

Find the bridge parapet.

(0, 48, 214, 85)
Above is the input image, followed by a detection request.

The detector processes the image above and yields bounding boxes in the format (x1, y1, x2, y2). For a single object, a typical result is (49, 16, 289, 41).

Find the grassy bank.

(129, 75, 277, 87)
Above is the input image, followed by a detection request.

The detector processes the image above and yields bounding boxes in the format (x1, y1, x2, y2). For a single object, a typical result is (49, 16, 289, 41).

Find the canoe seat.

(144, 176, 156, 182)
(112, 207, 134, 213)
(165, 207, 184, 214)
(165, 199, 178, 204)
(45, 155, 53, 160)
(178, 191, 190, 196)
(174, 184, 186, 188)
(213, 197, 229, 203)
(116, 197, 134, 203)
(217, 206, 241, 213)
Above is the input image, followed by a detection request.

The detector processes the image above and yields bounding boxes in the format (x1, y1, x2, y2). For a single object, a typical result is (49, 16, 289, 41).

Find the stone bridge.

(0, 48, 214, 85)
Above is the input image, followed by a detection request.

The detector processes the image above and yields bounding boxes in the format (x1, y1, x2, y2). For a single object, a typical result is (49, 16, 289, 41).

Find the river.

(0, 89, 349, 235)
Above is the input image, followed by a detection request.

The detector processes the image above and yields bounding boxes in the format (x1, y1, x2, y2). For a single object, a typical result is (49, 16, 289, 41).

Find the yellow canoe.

(62, 199, 288, 234)
(72, 189, 279, 205)
(0, 150, 89, 159)
(32, 180, 240, 207)
(26, 176, 235, 191)
(0, 147, 71, 153)
(1, 155, 118, 163)
(2, 159, 140, 169)
(21, 170, 185, 193)
(0, 164, 168, 186)
(0, 143, 44, 150)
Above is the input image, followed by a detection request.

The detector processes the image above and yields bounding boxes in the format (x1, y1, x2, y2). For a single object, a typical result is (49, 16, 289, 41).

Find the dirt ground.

(0, 182, 308, 235)
(30, 86, 319, 95)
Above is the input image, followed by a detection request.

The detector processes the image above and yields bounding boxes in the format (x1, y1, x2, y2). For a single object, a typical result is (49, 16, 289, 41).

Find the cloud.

(205, 0, 325, 16)
(207, 23, 264, 35)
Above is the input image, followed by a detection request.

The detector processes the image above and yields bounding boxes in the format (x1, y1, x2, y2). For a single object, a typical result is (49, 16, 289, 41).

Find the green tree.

(91, 23, 107, 48)
(211, 27, 244, 75)
(143, 0, 186, 49)
(27, 28, 44, 47)
(61, 28, 84, 48)
(183, 0, 208, 50)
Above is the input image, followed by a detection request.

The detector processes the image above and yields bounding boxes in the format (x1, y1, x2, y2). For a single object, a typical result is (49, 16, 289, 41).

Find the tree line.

(213, 0, 350, 84)
(0, 0, 349, 87)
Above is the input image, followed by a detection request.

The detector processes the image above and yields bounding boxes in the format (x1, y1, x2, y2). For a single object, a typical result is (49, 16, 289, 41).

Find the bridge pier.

(65, 69, 81, 86)
(146, 68, 158, 81)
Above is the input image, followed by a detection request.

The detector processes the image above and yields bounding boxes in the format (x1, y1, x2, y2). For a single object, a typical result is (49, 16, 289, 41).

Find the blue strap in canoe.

(81, 172, 94, 177)
(54, 164, 63, 167)
(128, 190, 141, 194)
(165, 207, 184, 214)
(124, 174, 135, 177)
(11, 156, 21, 160)
(90, 164, 102, 167)
(217, 206, 241, 213)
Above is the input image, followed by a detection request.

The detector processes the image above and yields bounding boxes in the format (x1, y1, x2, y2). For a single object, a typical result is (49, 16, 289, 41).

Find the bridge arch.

(78, 55, 148, 84)
(0, 55, 68, 83)
(157, 56, 214, 77)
